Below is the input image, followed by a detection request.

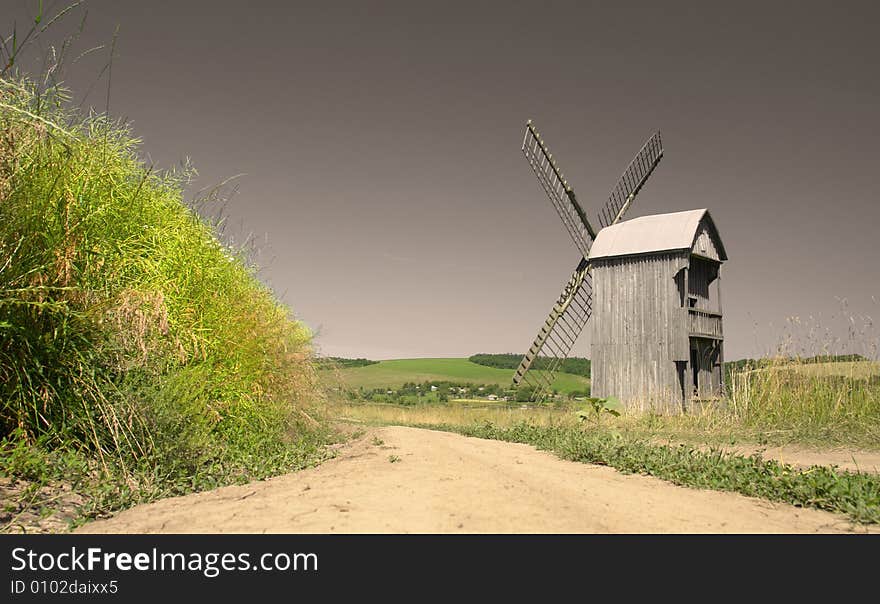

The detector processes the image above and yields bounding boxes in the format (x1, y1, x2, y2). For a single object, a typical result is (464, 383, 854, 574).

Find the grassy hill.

(0, 74, 329, 527)
(325, 358, 590, 394)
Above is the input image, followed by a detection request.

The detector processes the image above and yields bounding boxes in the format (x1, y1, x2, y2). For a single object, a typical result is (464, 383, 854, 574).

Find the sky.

(6, 0, 880, 360)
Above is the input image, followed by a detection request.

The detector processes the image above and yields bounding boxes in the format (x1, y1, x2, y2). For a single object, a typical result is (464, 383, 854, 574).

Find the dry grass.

(333, 393, 879, 451)
(333, 347, 880, 450)
(333, 311, 880, 450)
(786, 361, 879, 379)
(334, 402, 578, 429)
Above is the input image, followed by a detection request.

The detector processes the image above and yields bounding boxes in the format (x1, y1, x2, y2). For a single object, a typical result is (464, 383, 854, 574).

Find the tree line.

(316, 357, 379, 369)
(469, 353, 591, 376)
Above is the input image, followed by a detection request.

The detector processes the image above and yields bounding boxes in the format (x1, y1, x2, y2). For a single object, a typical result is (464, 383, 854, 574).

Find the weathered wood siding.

(687, 256, 718, 311)
(692, 221, 722, 261)
(688, 309, 723, 338)
(589, 212, 727, 413)
(590, 251, 690, 412)
(691, 337, 723, 397)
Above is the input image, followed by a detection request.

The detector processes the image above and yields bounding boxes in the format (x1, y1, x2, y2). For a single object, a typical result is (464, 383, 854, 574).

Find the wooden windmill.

(512, 121, 727, 412)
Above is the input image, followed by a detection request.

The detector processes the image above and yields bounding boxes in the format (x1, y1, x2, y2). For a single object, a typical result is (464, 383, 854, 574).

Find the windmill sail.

(512, 124, 664, 403)
(598, 131, 664, 229)
(521, 121, 597, 258)
(512, 258, 592, 401)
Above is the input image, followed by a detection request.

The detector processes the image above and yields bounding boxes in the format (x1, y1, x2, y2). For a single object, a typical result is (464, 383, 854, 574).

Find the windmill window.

(688, 296, 698, 308)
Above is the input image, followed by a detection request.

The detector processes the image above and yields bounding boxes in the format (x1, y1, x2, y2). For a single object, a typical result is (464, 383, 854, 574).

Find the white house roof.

(588, 209, 726, 260)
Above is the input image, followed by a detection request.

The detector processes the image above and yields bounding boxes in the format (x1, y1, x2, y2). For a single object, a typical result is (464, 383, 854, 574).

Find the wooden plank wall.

(688, 310, 723, 338)
(692, 338, 723, 397)
(590, 251, 689, 412)
(692, 222, 722, 261)
(687, 256, 719, 311)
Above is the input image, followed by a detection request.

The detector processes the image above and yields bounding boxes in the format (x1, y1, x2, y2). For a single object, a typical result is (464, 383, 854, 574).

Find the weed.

(575, 396, 621, 426)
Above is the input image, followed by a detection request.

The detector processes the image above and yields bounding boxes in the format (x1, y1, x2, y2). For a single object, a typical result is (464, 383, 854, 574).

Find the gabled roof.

(588, 209, 727, 261)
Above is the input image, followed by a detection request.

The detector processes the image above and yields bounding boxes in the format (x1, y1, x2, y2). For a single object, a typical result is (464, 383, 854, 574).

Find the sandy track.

(77, 427, 876, 534)
(712, 444, 880, 474)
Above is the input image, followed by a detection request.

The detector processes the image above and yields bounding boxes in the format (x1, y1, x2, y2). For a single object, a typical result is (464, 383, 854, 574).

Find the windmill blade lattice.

(521, 122, 596, 258)
(512, 122, 664, 404)
(598, 131, 664, 229)
(511, 257, 592, 401)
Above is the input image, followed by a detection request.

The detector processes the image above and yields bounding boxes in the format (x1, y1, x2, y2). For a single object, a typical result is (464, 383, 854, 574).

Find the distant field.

(789, 361, 880, 379)
(735, 360, 880, 380)
(323, 358, 590, 394)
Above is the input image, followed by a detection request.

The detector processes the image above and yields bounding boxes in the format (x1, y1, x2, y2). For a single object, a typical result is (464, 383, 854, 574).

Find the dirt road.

(77, 427, 876, 534)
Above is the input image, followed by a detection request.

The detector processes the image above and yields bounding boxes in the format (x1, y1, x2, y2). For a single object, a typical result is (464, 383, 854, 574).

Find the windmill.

(511, 120, 664, 402)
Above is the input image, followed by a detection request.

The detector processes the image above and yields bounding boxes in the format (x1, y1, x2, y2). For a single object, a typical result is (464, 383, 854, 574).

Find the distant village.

(348, 380, 589, 405)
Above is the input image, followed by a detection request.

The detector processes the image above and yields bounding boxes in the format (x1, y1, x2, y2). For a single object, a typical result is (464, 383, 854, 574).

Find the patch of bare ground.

(721, 444, 880, 474)
(76, 427, 877, 534)
(0, 475, 85, 534)
(646, 438, 880, 474)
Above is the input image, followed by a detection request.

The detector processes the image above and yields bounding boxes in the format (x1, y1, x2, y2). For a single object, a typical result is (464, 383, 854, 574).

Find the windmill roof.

(588, 209, 726, 261)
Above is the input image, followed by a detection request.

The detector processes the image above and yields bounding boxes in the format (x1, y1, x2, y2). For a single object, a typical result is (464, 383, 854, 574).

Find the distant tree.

(469, 353, 591, 377)
(515, 386, 536, 402)
(316, 357, 379, 369)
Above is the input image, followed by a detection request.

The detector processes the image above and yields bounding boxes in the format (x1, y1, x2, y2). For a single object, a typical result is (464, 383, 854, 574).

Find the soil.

(716, 443, 880, 474)
(75, 426, 878, 534)
(0, 475, 86, 534)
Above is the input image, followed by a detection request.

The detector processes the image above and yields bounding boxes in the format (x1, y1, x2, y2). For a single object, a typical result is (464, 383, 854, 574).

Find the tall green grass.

(712, 312, 877, 443)
(724, 360, 879, 445)
(0, 76, 330, 522)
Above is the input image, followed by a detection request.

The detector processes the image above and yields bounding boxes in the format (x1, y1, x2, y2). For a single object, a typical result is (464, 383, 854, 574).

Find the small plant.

(575, 396, 621, 425)
(388, 455, 401, 463)
(371, 436, 385, 446)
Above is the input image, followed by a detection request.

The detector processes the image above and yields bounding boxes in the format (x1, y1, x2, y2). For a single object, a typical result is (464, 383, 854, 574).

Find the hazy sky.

(7, 1, 880, 360)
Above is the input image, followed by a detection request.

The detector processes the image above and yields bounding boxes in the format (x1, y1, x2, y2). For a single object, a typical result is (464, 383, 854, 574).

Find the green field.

(325, 358, 590, 394)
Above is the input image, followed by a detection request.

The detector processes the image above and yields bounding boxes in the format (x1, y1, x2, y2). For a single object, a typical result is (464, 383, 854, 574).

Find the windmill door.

(689, 337, 722, 399)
